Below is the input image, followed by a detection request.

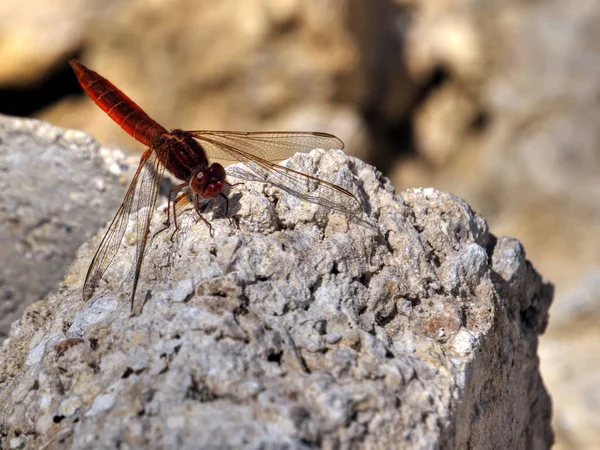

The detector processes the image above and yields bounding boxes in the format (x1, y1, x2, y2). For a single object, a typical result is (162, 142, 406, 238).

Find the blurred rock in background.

(0, 0, 598, 447)
(0, 116, 134, 341)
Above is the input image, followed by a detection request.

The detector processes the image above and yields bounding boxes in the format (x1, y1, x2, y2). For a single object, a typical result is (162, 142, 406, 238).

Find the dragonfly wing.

(187, 131, 344, 162)
(190, 134, 363, 216)
(228, 160, 364, 216)
(130, 151, 165, 312)
(83, 148, 165, 306)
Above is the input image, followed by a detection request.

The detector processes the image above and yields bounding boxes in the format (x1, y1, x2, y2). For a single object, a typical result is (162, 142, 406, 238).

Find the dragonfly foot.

(152, 223, 170, 239)
(226, 215, 239, 228)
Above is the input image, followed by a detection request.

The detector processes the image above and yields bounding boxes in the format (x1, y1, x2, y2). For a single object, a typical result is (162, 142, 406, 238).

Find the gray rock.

(0, 141, 553, 448)
(0, 115, 131, 340)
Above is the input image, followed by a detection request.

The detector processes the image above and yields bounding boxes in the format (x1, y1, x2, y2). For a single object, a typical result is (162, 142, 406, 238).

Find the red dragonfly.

(70, 59, 362, 311)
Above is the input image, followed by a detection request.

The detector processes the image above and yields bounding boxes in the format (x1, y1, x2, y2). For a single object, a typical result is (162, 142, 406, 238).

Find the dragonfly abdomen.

(69, 60, 168, 147)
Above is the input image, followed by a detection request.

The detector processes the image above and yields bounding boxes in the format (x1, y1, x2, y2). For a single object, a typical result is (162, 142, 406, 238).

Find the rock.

(1, 0, 596, 444)
(395, 0, 600, 301)
(0, 115, 132, 339)
(394, 2, 600, 444)
(0, 139, 553, 448)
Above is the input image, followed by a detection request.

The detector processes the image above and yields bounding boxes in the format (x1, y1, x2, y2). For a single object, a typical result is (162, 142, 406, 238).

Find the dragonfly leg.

(166, 182, 188, 227)
(167, 191, 191, 241)
(153, 182, 187, 239)
(225, 180, 245, 189)
(194, 193, 214, 237)
(170, 191, 190, 234)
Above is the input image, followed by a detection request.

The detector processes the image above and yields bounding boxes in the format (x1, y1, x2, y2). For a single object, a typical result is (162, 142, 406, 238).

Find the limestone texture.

(0, 143, 553, 448)
(0, 115, 131, 340)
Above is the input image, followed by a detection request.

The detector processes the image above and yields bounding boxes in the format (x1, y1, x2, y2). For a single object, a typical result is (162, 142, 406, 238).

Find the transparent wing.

(185, 131, 344, 162)
(187, 131, 363, 216)
(83, 149, 165, 308)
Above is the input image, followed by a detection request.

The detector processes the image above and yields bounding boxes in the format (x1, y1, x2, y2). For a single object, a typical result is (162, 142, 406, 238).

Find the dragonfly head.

(191, 163, 226, 198)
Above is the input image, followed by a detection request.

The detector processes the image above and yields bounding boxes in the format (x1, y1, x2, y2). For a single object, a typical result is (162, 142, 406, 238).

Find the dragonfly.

(70, 59, 363, 311)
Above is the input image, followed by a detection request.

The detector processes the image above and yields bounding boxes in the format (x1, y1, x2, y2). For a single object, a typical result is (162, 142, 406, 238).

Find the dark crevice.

(430, 252, 441, 269)
(346, 409, 359, 427)
(186, 377, 218, 402)
(121, 367, 134, 379)
(309, 277, 324, 296)
(357, 304, 368, 316)
(350, 337, 362, 353)
(314, 319, 327, 335)
(358, 271, 374, 287)
(431, 284, 449, 297)
(267, 350, 283, 364)
(521, 306, 541, 332)
(121, 366, 146, 379)
(234, 290, 250, 317)
(485, 234, 498, 263)
(406, 295, 421, 307)
(376, 305, 399, 328)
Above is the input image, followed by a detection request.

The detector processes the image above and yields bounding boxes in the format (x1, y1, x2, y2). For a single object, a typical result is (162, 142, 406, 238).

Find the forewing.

(186, 131, 344, 162)
(189, 133, 363, 216)
(83, 149, 164, 304)
(130, 151, 165, 312)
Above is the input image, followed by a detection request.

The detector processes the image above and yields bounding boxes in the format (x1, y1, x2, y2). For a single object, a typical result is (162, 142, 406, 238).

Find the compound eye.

(210, 163, 226, 180)
(204, 181, 224, 198)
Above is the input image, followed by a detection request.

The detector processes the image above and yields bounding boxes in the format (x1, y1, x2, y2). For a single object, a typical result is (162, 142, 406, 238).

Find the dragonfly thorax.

(152, 129, 211, 182)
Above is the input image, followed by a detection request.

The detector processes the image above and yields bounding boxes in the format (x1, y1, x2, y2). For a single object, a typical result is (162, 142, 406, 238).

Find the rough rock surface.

(0, 145, 553, 448)
(0, 0, 596, 445)
(0, 115, 131, 340)
(394, 3, 600, 444)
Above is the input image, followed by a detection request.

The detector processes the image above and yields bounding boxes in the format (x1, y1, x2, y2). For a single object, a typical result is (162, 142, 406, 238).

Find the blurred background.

(0, 0, 598, 447)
